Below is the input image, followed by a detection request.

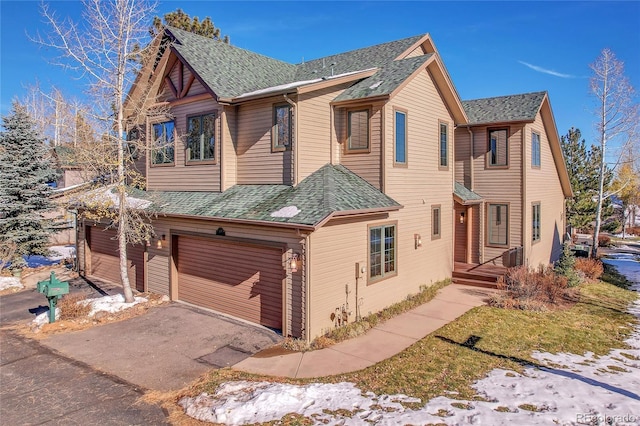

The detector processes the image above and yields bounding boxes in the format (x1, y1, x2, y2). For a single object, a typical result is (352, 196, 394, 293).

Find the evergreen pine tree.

(0, 102, 57, 268)
(554, 243, 580, 287)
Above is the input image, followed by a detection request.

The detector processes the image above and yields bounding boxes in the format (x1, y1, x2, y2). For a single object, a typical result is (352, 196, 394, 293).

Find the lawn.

(169, 280, 637, 424)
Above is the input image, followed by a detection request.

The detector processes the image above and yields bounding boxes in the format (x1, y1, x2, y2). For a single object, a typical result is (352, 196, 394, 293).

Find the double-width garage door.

(176, 236, 284, 330)
(87, 226, 145, 292)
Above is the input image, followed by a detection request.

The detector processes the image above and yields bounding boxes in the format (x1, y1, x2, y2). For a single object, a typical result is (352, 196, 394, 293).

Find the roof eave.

(314, 205, 403, 229)
(154, 211, 317, 231)
(331, 94, 391, 107)
(539, 95, 573, 198)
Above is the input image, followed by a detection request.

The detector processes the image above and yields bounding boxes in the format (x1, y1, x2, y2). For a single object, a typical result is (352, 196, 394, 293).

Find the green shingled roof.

(167, 27, 427, 101)
(143, 164, 401, 228)
(454, 182, 483, 204)
(462, 91, 546, 125)
(168, 27, 297, 99)
(334, 55, 432, 102)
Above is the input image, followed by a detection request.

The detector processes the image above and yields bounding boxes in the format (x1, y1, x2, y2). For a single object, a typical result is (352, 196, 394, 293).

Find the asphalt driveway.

(41, 303, 282, 391)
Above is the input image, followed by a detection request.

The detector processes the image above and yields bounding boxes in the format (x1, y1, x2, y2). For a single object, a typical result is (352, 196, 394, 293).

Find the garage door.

(87, 226, 145, 292)
(177, 236, 283, 330)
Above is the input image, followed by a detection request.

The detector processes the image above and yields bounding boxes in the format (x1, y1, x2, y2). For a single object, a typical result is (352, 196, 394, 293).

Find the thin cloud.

(518, 61, 575, 78)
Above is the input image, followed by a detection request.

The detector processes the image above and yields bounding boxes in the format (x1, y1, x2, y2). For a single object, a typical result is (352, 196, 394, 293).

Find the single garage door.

(87, 226, 145, 292)
(177, 236, 284, 330)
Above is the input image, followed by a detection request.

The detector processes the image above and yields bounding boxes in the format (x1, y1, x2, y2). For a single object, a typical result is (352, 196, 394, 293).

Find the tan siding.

(470, 125, 524, 263)
(236, 98, 289, 184)
(339, 104, 383, 189)
(146, 97, 222, 191)
(454, 128, 471, 187)
(146, 217, 305, 338)
(297, 83, 353, 182)
(221, 105, 237, 189)
(525, 114, 565, 266)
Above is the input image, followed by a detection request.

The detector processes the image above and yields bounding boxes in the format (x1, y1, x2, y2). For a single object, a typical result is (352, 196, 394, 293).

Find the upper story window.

(532, 131, 541, 167)
(346, 109, 369, 152)
(369, 223, 397, 282)
(151, 120, 175, 165)
(439, 122, 448, 169)
(487, 203, 509, 247)
(272, 104, 292, 152)
(488, 128, 508, 167)
(187, 113, 216, 162)
(126, 126, 141, 160)
(394, 110, 407, 165)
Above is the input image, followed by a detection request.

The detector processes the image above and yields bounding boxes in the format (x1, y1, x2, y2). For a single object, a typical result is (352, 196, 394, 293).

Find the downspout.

(283, 94, 297, 185)
(521, 126, 527, 266)
(304, 233, 311, 342)
(220, 107, 225, 191)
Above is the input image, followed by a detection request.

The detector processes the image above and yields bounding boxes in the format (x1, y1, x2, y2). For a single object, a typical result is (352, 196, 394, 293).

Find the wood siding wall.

(467, 125, 524, 264)
(221, 105, 238, 189)
(454, 128, 472, 188)
(525, 113, 565, 266)
(236, 97, 291, 185)
(297, 83, 352, 182)
(307, 69, 455, 339)
(337, 103, 384, 189)
(146, 97, 222, 191)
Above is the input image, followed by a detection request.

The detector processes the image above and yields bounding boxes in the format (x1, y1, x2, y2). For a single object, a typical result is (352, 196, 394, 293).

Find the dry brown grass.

(575, 258, 604, 280)
(58, 293, 92, 320)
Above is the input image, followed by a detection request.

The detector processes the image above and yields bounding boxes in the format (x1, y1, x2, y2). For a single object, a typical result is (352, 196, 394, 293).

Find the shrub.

(627, 226, 640, 236)
(598, 234, 612, 247)
(493, 265, 568, 310)
(58, 293, 92, 320)
(575, 257, 604, 280)
(554, 243, 581, 287)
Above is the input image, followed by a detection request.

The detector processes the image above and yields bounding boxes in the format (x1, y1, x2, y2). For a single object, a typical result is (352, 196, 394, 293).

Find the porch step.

(452, 270, 500, 283)
(452, 277, 499, 289)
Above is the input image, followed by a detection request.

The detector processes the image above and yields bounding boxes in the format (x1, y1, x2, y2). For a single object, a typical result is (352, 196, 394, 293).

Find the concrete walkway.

(234, 284, 496, 378)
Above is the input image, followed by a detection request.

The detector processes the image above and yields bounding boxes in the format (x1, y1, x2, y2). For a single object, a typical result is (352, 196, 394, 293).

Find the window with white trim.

(369, 224, 396, 280)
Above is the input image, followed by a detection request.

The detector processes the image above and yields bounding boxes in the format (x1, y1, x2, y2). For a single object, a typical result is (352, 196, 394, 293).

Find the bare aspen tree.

(590, 48, 639, 257)
(35, 0, 159, 302)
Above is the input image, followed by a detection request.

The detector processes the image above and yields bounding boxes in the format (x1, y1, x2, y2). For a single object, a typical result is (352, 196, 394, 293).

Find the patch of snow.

(0, 276, 23, 291)
(182, 301, 640, 425)
(82, 294, 147, 317)
(33, 308, 60, 326)
(270, 206, 300, 218)
(369, 81, 383, 89)
(48, 245, 76, 261)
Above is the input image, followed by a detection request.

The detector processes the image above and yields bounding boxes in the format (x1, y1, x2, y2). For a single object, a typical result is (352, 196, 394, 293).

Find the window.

(151, 121, 175, 165)
(488, 203, 509, 246)
(488, 128, 508, 167)
(187, 113, 216, 162)
(432, 205, 441, 239)
(532, 203, 541, 242)
(532, 131, 541, 167)
(347, 109, 369, 152)
(394, 110, 407, 164)
(369, 223, 397, 281)
(439, 122, 448, 168)
(272, 105, 292, 151)
(126, 126, 141, 160)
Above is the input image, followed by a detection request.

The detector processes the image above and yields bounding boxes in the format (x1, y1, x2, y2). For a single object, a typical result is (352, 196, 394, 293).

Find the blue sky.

(1, 1, 639, 155)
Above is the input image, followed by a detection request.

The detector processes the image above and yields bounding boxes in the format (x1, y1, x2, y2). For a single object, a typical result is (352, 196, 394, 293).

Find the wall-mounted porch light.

(156, 234, 166, 249)
(459, 212, 465, 224)
(290, 253, 300, 273)
(414, 233, 422, 249)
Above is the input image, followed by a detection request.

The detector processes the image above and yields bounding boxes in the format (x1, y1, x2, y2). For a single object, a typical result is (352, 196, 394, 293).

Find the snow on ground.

(33, 308, 60, 326)
(82, 294, 147, 317)
(181, 297, 640, 425)
(0, 276, 23, 291)
(20, 245, 76, 268)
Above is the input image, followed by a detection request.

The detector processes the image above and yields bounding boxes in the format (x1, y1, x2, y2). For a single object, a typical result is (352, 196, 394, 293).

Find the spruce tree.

(0, 102, 57, 268)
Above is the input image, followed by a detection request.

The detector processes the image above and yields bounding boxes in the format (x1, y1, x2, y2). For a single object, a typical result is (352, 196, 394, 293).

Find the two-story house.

(77, 27, 571, 341)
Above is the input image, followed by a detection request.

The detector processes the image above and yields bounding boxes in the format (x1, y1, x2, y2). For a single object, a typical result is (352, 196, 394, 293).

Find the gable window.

(272, 104, 292, 152)
(347, 109, 369, 152)
(439, 122, 448, 168)
(432, 205, 441, 239)
(369, 223, 397, 281)
(488, 128, 508, 167)
(487, 203, 508, 246)
(394, 110, 407, 165)
(532, 131, 541, 167)
(532, 203, 541, 242)
(151, 120, 175, 165)
(187, 113, 216, 162)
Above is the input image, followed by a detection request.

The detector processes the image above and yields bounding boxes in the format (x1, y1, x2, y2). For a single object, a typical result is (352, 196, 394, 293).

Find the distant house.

(77, 28, 572, 340)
